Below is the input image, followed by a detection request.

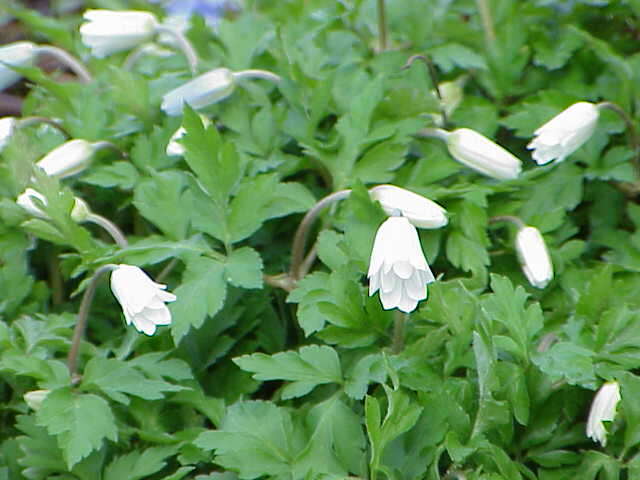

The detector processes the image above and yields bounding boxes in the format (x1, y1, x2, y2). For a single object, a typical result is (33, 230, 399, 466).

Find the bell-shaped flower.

(110, 264, 176, 336)
(0, 116, 16, 151)
(161, 68, 236, 116)
(527, 102, 599, 165)
(369, 184, 448, 229)
(17, 188, 91, 222)
(0, 42, 37, 91)
(368, 216, 435, 313)
(36, 139, 97, 179)
(80, 9, 159, 58)
(444, 128, 522, 180)
(166, 113, 212, 156)
(24, 389, 50, 411)
(515, 226, 553, 289)
(586, 381, 621, 446)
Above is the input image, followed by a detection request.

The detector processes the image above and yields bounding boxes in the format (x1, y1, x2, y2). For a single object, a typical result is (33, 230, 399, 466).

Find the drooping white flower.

(24, 389, 50, 411)
(36, 139, 97, 179)
(586, 381, 621, 446)
(527, 102, 600, 165)
(17, 188, 91, 222)
(445, 128, 522, 180)
(368, 216, 435, 313)
(161, 68, 236, 116)
(110, 264, 176, 336)
(166, 113, 212, 156)
(0, 116, 16, 151)
(515, 226, 553, 289)
(369, 184, 448, 229)
(0, 41, 37, 91)
(80, 10, 159, 58)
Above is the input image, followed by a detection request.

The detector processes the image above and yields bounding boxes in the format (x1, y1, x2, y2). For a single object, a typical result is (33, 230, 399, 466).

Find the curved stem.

(489, 215, 526, 229)
(476, 0, 496, 49)
(597, 101, 640, 180)
(402, 54, 447, 126)
(122, 44, 152, 71)
(16, 116, 69, 137)
(156, 258, 178, 283)
(290, 189, 352, 280)
(299, 243, 318, 280)
(86, 214, 128, 247)
(377, 0, 387, 52)
(92, 140, 128, 158)
(154, 25, 199, 75)
(232, 69, 281, 83)
(33, 45, 92, 83)
(416, 127, 451, 142)
(67, 264, 117, 381)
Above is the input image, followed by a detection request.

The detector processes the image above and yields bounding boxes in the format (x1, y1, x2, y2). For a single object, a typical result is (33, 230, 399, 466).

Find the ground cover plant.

(1, 0, 640, 478)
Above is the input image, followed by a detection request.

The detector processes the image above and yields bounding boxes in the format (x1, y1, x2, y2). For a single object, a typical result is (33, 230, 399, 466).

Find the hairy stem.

(67, 264, 117, 381)
(290, 189, 352, 280)
(34, 45, 92, 83)
(154, 25, 199, 75)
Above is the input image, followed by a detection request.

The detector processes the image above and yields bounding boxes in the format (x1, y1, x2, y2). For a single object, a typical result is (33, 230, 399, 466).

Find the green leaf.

(104, 447, 177, 480)
(225, 247, 263, 289)
(620, 372, 640, 449)
(533, 342, 597, 388)
(80, 358, 185, 404)
(234, 345, 342, 399)
(429, 43, 487, 72)
(81, 162, 140, 190)
(195, 401, 299, 478)
(36, 388, 117, 469)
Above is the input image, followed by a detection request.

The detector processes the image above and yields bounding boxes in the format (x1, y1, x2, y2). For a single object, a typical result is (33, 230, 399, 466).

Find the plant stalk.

(17, 116, 69, 137)
(402, 54, 447, 126)
(597, 101, 640, 180)
(488, 215, 526, 229)
(377, 0, 387, 52)
(475, 0, 496, 49)
(154, 25, 199, 75)
(391, 311, 406, 354)
(86, 213, 128, 247)
(33, 45, 92, 83)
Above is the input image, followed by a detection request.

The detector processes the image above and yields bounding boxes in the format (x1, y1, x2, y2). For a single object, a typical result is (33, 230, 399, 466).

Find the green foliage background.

(2, 0, 640, 479)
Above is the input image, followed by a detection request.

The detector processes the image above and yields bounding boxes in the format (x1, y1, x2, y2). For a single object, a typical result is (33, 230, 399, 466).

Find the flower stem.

(475, 0, 496, 50)
(92, 140, 127, 158)
(402, 54, 447, 127)
(67, 264, 117, 381)
(597, 101, 640, 180)
(33, 45, 92, 83)
(377, 0, 388, 52)
(489, 215, 526, 229)
(17, 116, 69, 137)
(391, 311, 406, 354)
(232, 69, 281, 83)
(290, 189, 352, 280)
(154, 25, 199, 75)
(416, 127, 451, 142)
(86, 213, 128, 248)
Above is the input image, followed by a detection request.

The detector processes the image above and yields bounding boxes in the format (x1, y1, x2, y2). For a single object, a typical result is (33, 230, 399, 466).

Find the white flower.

(527, 102, 599, 165)
(368, 216, 435, 313)
(36, 139, 96, 178)
(0, 116, 16, 151)
(0, 41, 36, 91)
(166, 114, 212, 156)
(24, 389, 50, 411)
(515, 226, 553, 289)
(586, 381, 621, 446)
(161, 68, 236, 116)
(369, 184, 448, 229)
(80, 9, 159, 58)
(445, 128, 522, 180)
(17, 188, 91, 222)
(110, 264, 176, 335)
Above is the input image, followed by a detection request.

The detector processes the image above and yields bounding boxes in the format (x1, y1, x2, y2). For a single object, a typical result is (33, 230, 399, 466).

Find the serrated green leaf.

(225, 247, 263, 289)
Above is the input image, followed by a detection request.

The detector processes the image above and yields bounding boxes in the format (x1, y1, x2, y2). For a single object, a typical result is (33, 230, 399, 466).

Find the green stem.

(86, 213, 128, 248)
(488, 215, 526, 229)
(597, 101, 640, 181)
(33, 45, 92, 83)
(377, 0, 387, 52)
(17, 116, 69, 137)
(475, 0, 496, 49)
(154, 25, 199, 75)
(402, 54, 447, 126)
(391, 311, 406, 354)
(67, 264, 117, 381)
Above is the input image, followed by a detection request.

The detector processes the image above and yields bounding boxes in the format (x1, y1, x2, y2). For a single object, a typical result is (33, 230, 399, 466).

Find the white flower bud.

(110, 264, 177, 336)
(369, 184, 448, 229)
(0, 116, 16, 151)
(36, 139, 96, 179)
(446, 128, 522, 180)
(527, 102, 600, 165)
(368, 216, 435, 313)
(515, 226, 553, 289)
(80, 9, 159, 58)
(161, 68, 236, 116)
(586, 381, 621, 446)
(0, 41, 37, 91)
(17, 188, 92, 223)
(24, 389, 50, 411)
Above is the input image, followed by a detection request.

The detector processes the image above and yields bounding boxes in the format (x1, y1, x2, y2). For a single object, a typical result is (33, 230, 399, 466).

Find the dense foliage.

(2, 0, 640, 479)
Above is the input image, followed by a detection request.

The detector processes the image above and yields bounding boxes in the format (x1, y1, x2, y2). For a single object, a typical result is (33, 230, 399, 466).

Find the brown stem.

(597, 101, 640, 181)
(402, 54, 447, 126)
(377, 0, 387, 52)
